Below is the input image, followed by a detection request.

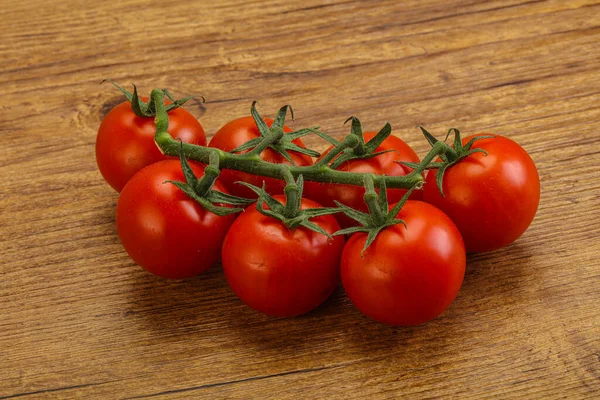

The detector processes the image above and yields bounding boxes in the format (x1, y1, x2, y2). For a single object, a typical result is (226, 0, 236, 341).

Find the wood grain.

(1, 0, 599, 398)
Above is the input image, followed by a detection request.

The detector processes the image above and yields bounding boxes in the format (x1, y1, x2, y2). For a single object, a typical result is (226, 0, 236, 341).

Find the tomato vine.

(149, 89, 451, 192)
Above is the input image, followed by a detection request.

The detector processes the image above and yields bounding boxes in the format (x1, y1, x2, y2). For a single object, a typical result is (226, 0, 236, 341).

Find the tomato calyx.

(334, 175, 418, 254)
(102, 80, 201, 118)
(230, 102, 324, 163)
(319, 117, 398, 170)
(402, 127, 495, 196)
(239, 171, 340, 237)
(166, 141, 254, 216)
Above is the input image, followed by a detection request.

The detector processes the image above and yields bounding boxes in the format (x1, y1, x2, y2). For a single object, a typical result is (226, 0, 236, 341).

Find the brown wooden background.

(1, 0, 599, 398)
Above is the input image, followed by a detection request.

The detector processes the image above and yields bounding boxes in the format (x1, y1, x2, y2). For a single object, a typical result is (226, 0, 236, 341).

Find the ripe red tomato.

(304, 132, 422, 228)
(341, 201, 466, 326)
(423, 134, 540, 252)
(116, 159, 235, 279)
(221, 196, 345, 317)
(96, 99, 206, 192)
(208, 116, 313, 198)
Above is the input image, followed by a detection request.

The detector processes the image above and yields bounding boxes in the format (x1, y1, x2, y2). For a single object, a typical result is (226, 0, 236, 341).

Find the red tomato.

(423, 134, 540, 252)
(304, 133, 422, 228)
(116, 159, 235, 279)
(208, 116, 313, 198)
(96, 99, 206, 192)
(341, 201, 466, 326)
(221, 196, 345, 317)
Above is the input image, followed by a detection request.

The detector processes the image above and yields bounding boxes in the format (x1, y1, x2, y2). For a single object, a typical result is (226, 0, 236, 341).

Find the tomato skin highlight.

(208, 116, 313, 198)
(116, 160, 235, 279)
(221, 196, 345, 317)
(303, 133, 422, 228)
(96, 100, 206, 192)
(423, 134, 540, 253)
(341, 201, 466, 326)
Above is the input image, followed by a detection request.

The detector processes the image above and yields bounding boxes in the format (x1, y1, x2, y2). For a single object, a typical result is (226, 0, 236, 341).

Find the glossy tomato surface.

(341, 201, 466, 326)
(423, 134, 540, 252)
(96, 100, 206, 192)
(304, 132, 421, 228)
(208, 116, 313, 198)
(221, 196, 345, 317)
(116, 160, 235, 279)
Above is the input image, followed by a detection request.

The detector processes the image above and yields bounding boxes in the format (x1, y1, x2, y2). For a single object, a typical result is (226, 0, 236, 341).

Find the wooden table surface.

(2, 0, 599, 398)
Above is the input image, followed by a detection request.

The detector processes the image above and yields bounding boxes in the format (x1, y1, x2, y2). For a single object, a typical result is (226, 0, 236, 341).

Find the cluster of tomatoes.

(96, 87, 540, 326)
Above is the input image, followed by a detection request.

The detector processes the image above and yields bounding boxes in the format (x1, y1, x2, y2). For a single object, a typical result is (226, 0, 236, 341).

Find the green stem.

(444, 147, 460, 162)
(362, 175, 385, 225)
(195, 150, 221, 196)
(152, 89, 445, 190)
(346, 116, 366, 156)
(281, 168, 301, 219)
(414, 141, 450, 174)
(354, 140, 365, 156)
(315, 134, 359, 167)
(247, 128, 284, 157)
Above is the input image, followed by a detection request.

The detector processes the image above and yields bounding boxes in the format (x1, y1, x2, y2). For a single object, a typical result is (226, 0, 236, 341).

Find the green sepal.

(466, 148, 488, 157)
(236, 177, 339, 237)
(273, 104, 294, 130)
(165, 180, 243, 216)
(333, 201, 372, 226)
(286, 127, 322, 140)
(398, 161, 445, 170)
(330, 148, 397, 170)
(231, 137, 262, 153)
(387, 185, 415, 221)
(463, 135, 495, 151)
(328, 148, 353, 170)
(363, 227, 384, 255)
(198, 199, 244, 216)
(285, 142, 320, 158)
(389, 218, 408, 230)
(163, 88, 202, 112)
(397, 161, 420, 169)
(166, 140, 251, 216)
(307, 128, 340, 146)
(241, 102, 324, 161)
(298, 220, 332, 239)
(332, 176, 418, 253)
(451, 128, 462, 151)
(250, 101, 272, 137)
(102, 80, 198, 118)
(419, 126, 439, 147)
(234, 180, 265, 198)
(333, 226, 371, 236)
(271, 143, 296, 164)
(176, 139, 200, 189)
(206, 190, 255, 206)
(325, 117, 395, 170)
(256, 192, 285, 220)
(418, 127, 496, 196)
(101, 79, 133, 101)
(236, 181, 282, 211)
(439, 152, 450, 164)
(295, 173, 304, 194)
(377, 179, 388, 213)
(364, 122, 392, 154)
(435, 164, 449, 197)
(302, 207, 343, 218)
(131, 84, 152, 117)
